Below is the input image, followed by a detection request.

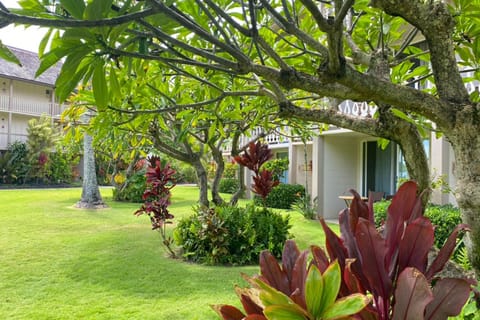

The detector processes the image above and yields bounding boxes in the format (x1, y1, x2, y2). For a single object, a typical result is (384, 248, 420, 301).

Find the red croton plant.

(214, 181, 476, 319)
(134, 155, 177, 257)
(234, 141, 279, 202)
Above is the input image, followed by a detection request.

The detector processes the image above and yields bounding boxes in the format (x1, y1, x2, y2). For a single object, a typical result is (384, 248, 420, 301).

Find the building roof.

(0, 46, 61, 87)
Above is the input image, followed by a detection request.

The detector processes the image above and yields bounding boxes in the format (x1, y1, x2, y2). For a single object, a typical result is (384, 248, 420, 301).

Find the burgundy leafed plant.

(234, 141, 279, 204)
(319, 181, 475, 319)
(214, 181, 476, 320)
(134, 155, 177, 257)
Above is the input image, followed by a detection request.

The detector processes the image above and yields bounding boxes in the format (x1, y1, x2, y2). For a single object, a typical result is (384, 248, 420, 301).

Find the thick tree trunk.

(76, 132, 107, 209)
(192, 160, 209, 207)
(447, 105, 480, 275)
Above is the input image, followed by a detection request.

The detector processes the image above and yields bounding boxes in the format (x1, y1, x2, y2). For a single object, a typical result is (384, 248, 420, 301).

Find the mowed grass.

(0, 186, 337, 319)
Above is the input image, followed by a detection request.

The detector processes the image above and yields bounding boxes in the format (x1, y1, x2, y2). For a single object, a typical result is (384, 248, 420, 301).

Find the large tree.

(1, 0, 480, 272)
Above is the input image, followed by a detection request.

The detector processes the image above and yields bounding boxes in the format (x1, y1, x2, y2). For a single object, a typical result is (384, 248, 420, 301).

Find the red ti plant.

(214, 181, 475, 319)
(320, 181, 475, 319)
(213, 240, 371, 320)
(234, 141, 279, 204)
(134, 155, 177, 257)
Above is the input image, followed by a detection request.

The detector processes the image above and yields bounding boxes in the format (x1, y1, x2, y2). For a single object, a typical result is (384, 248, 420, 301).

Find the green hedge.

(373, 201, 463, 253)
(173, 204, 291, 265)
(255, 183, 305, 209)
(218, 178, 240, 194)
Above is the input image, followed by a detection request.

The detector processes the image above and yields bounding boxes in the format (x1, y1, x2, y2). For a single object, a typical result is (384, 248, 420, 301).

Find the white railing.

(338, 100, 377, 117)
(0, 95, 66, 119)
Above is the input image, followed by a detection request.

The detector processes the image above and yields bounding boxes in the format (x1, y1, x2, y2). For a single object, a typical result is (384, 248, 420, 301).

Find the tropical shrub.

(1, 141, 30, 184)
(174, 163, 198, 184)
(223, 161, 238, 179)
(262, 157, 289, 181)
(255, 183, 305, 209)
(47, 150, 75, 184)
(213, 240, 371, 319)
(319, 181, 474, 319)
(292, 193, 318, 219)
(134, 156, 177, 257)
(216, 181, 475, 319)
(174, 204, 291, 265)
(218, 178, 239, 194)
(113, 170, 146, 202)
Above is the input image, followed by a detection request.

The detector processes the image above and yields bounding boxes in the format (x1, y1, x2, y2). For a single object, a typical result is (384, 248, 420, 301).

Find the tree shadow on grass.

(64, 229, 257, 301)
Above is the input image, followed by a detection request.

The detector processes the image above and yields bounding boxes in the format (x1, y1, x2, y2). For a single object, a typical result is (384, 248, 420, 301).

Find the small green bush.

(373, 200, 391, 226)
(425, 204, 463, 254)
(218, 178, 239, 194)
(112, 171, 146, 202)
(223, 162, 238, 179)
(48, 151, 73, 184)
(173, 204, 291, 265)
(255, 183, 305, 209)
(175, 164, 198, 184)
(373, 200, 464, 259)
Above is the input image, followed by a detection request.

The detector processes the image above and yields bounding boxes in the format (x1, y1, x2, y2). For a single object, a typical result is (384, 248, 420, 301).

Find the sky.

(0, 0, 48, 52)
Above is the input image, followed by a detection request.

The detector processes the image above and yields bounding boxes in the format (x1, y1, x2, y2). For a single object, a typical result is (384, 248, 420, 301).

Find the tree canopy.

(2, 0, 480, 273)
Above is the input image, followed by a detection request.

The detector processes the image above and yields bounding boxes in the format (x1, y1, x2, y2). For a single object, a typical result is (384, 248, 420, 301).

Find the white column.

(312, 136, 324, 217)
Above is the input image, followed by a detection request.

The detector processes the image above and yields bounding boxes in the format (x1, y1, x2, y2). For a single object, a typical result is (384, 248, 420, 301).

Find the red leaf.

(339, 209, 362, 262)
(384, 181, 421, 274)
(282, 240, 300, 283)
(259, 250, 290, 295)
(212, 305, 246, 320)
(290, 250, 308, 309)
(239, 293, 264, 316)
(349, 189, 370, 224)
(234, 141, 273, 175)
(425, 278, 472, 319)
(426, 224, 470, 280)
(343, 259, 365, 294)
(355, 218, 392, 318)
(392, 268, 433, 320)
(320, 218, 348, 270)
(398, 217, 435, 274)
(310, 245, 330, 273)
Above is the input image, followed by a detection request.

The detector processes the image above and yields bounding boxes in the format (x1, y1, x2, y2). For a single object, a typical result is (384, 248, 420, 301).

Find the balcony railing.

(0, 95, 66, 119)
(338, 100, 377, 117)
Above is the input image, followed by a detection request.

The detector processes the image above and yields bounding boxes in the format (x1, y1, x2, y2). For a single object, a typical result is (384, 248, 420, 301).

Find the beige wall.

(430, 133, 457, 206)
(289, 143, 313, 194)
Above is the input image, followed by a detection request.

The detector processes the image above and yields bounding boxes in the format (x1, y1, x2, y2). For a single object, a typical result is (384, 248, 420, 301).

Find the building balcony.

(0, 95, 67, 119)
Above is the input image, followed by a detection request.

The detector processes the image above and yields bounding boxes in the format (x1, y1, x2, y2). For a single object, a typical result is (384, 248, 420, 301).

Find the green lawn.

(0, 186, 337, 319)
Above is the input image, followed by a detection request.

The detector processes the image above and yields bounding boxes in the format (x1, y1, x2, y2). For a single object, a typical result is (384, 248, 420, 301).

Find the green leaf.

(0, 42, 21, 66)
(60, 0, 85, 19)
(84, 0, 112, 20)
(36, 46, 71, 77)
(252, 278, 292, 307)
(92, 62, 109, 109)
(322, 294, 371, 319)
(38, 28, 53, 57)
(320, 260, 342, 314)
(305, 264, 324, 318)
(18, 0, 44, 11)
(263, 305, 308, 320)
(55, 57, 93, 102)
(109, 66, 121, 100)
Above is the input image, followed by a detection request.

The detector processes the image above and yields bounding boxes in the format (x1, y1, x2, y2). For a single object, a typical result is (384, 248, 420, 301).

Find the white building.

(0, 46, 65, 151)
